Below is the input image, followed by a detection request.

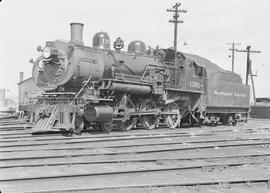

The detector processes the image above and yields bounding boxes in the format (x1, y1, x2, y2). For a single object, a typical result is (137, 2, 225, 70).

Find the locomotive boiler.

(28, 23, 250, 133)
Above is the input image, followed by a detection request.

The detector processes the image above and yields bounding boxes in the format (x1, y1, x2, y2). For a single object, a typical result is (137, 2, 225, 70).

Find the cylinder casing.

(84, 105, 113, 122)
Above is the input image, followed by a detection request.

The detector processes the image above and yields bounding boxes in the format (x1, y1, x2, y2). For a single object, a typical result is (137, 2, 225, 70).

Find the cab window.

(192, 62, 203, 77)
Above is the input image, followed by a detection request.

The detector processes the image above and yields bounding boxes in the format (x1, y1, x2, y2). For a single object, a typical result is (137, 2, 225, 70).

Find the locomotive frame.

(25, 23, 250, 133)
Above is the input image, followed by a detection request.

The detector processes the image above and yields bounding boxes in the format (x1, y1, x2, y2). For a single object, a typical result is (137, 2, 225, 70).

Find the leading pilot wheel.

(100, 122, 113, 133)
(118, 117, 137, 131)
(73, 115, 84, 134)
(165, 102, 181, 129)
(232, 116, 237, 126)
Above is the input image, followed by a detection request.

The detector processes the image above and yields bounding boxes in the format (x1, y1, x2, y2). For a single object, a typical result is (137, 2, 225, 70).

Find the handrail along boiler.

(28, 23, 250, 133)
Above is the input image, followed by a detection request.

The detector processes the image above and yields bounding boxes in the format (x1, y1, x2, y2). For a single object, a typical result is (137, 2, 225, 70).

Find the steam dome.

(128, 40, 146, 54)
(92, 32, 110, 50)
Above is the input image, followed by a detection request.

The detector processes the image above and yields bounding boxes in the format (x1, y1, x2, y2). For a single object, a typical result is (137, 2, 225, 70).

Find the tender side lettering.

(214, 91, 247, 97)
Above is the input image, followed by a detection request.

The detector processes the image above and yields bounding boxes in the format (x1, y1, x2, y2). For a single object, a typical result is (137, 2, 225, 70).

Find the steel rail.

(0, 136, 269, 153)
(0, 160, 269, 182)
(0, 140, 270, 161)
(0, 152, 269, 169)
(0, 126, 257, 139)
(1, 129, 269, 148)
(33, 179, 270, 193)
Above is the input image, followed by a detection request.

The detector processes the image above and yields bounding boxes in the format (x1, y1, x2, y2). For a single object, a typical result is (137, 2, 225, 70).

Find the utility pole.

(167, 2, 187, 51)
(236, 46, 261, 104)
(236, 46, 261, 85)
(249, 60, 257, 104)
(226, 42, 241, 72)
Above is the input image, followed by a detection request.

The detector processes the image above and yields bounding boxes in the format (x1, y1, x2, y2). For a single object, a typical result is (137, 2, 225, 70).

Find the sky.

(0, 0, 269, 100)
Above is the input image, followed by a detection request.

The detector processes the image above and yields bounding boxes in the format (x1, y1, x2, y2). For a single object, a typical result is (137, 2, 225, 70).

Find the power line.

(187, 0, 256, 11)
(187, 0, 217, 9)
(167, 2, 187, 51)
(226, 42, 241, 72)
(189, 0, 263, 19)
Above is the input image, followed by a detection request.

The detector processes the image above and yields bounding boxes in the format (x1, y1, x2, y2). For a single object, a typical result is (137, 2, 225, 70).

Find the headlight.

(42, 47, 51, 58)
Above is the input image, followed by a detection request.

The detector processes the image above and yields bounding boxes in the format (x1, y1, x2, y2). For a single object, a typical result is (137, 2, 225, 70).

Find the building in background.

(18, 72, 43, 111)
(0, 88, 17, 112)
(251, 98, 270, 119)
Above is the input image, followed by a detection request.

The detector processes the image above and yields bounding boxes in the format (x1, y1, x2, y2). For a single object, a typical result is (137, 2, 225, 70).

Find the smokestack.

(70, 23, 84, 45)
(19, 72, 24, 83)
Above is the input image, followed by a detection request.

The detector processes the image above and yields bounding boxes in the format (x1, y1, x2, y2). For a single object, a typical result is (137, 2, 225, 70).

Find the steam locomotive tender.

(28, 23, 250, 133)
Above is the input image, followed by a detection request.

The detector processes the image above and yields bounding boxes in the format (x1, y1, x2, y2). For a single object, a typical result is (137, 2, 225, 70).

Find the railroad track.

(0, 118, 270, 193)
(1, 161, 270, 193)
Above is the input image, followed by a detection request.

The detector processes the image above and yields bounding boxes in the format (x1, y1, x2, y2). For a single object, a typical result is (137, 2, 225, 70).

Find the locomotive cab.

(163, 48, 206, 93)
(164, 48, 185, 64)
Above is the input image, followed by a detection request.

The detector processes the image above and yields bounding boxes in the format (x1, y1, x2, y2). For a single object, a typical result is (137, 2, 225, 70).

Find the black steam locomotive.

(27, 23, 250, 133)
